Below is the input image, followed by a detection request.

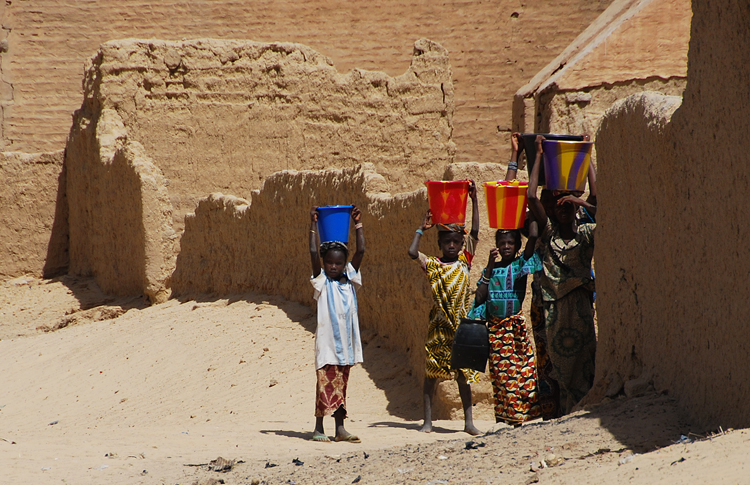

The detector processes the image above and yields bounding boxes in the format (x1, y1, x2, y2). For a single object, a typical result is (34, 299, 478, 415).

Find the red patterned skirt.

(488, 313, 541, 424)
(315, 364, 351, 417)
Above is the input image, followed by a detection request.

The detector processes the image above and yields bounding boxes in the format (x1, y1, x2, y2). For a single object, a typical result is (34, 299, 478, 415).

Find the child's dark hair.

(319, 241, 349, 259)
(495, 229, 522, 248)
(437, 223, 467, 243)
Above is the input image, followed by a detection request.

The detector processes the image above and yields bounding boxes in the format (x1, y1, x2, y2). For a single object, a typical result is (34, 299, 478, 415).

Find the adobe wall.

(513, 0, 690, 165)
(73, 38, 455, 235)
(65, 106, 175, 303)
(592, 92, 682, 403)
(593, 0, 750, 429)
(538, 77, 686, 145)
(0, 0, 611, 163)
(0, 150, 67, 279)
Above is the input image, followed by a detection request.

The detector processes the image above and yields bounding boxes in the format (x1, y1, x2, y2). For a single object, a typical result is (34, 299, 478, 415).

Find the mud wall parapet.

(75, 38, 456, 234)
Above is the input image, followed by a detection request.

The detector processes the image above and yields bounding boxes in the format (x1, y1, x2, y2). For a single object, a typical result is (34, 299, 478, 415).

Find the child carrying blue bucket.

(309, 205, 365, 443)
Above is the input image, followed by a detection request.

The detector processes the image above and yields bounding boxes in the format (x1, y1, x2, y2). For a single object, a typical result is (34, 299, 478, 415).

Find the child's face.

(541, 191, 555, 217)
(322, 250, 347, 280)
(438, 232, 464, 261)
(554, 198, 576, 224)
(496, 233, 520, 261)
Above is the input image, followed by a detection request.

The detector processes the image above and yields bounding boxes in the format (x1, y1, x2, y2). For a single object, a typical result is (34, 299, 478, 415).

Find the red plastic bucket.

(484, 180, 528, 229)
(425, 180, 470, 225)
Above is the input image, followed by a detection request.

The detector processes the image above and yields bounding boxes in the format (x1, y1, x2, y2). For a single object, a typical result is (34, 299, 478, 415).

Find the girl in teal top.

(468, 221, 542, 425)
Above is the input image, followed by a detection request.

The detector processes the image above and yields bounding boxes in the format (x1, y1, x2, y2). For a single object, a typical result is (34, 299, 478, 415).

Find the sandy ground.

(1, 276, 748, 485)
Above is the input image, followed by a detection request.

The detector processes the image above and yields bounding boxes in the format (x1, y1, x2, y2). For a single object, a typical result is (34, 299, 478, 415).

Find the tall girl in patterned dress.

(527, 135, 597, 415)
(468, 223, 542, 425)
(408, 181, 481, 435)
(309, 205, 365, 443)
(502, 132, 560, 420)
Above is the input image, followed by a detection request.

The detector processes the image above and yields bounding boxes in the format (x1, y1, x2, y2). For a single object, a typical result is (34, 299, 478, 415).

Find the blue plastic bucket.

(317, 205, 353, 244)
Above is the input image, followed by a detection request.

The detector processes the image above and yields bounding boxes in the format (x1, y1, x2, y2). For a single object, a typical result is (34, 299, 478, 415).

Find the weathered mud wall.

(65, 39, 518, 307)
(74, 38, 455, 233)
(0, 151, 67, 279)
(66, 107, 175, 303)
(0, 0, 611, 164)
(538, 78, 686, 142)
(592, 92, 682, 402)
(593, 0, 750, 429)
(513, 0, 690, 166)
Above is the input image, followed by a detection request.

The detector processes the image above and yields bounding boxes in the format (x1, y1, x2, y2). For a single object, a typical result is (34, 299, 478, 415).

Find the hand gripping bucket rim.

(425, 180, 470, 225)
(542, 140, 593, 191)
(317, 205, 353, 244)
(483, 180, 528, 230)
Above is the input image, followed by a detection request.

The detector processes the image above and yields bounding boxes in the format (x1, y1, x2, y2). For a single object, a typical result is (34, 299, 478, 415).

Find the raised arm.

(310, 207, 321, 277)
(585, 159, 597, 216)
(468, 180, 479, 240)
(556, 194, 596, 214)
(504, 132, 522, 181)
(523, 219, 539, 260)
(526, 135, 548, 227)
(350, 206, 365, 271)
(408, 209, 433, 259)
(474, 248, 498, 306)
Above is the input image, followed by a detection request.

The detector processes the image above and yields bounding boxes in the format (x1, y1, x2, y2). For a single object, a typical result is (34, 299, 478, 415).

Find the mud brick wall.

(0, 0, 611, 164)
(592, 0, 750, 431)
(0, 150, 67, 278)
(67, 38, 456, 237)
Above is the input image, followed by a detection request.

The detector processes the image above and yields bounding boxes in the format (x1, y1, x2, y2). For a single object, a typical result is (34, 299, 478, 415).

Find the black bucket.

(520, 133, 584, 186)
(451, 318, 489, 372)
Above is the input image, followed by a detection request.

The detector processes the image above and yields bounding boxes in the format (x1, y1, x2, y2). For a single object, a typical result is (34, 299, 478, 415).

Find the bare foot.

(464, 424, 482, 436)
(419, 421, 433, 433)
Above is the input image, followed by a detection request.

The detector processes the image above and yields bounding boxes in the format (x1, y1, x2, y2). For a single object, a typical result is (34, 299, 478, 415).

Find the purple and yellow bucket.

(541, 140, 593, 191)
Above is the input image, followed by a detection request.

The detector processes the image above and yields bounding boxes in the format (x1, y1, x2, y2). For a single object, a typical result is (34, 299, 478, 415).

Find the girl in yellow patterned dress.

(408, 181, 481, 435)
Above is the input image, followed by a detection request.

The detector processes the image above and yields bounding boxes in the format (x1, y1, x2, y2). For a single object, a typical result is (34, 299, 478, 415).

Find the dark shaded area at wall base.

(43, 156, 69, 278)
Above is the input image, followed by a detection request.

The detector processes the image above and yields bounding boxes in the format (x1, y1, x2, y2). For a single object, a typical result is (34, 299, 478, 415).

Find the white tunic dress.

(311, 263, 364, 369)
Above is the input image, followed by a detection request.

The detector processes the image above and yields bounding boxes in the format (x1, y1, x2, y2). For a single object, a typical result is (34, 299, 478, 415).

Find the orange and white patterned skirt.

(315, 364, 351, 417)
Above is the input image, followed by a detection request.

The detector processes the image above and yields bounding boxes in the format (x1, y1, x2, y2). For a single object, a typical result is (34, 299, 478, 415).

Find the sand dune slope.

(2, 276, 748, 485)
(0, 277, 492, 484)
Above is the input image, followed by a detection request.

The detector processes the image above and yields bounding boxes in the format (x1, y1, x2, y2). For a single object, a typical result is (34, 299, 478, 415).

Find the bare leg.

(420, 378, 437, 432)
(312, 416, 330, 442)
(457, 373, 481, 436)
(333, 406, 360, 442)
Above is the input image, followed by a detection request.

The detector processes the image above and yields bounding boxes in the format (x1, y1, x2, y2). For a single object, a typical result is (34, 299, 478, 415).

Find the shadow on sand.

(174, 291, 423, 421)
(368, 421, 455, 434)
(488, 392, 696, 455)
(259, 429, 313, 442)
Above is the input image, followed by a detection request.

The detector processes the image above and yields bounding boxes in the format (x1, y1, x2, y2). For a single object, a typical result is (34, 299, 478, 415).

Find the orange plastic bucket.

(425, 180, 470, 225)
(483, 180, 528, 229)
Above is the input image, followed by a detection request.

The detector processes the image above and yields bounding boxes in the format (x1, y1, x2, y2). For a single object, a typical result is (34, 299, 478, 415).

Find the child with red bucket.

(309, 205, 365, 443)
(408, 181, 482, 435)
(527, 135, 597, 416)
